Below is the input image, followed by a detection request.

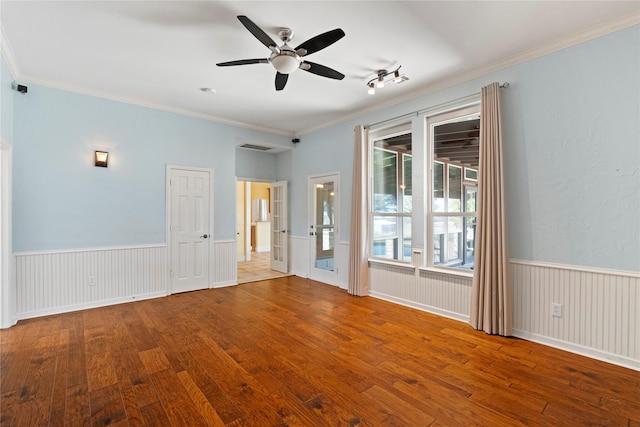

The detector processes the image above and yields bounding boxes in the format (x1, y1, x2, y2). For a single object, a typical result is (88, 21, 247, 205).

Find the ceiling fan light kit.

(270, 49, 301, 74)
(216, 15, 346, 91)
(366, 66, 409, 95)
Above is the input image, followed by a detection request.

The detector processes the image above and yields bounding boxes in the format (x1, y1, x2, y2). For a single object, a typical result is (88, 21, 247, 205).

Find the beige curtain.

(469, 82, 512, 336)
(348, 125, 369, 296)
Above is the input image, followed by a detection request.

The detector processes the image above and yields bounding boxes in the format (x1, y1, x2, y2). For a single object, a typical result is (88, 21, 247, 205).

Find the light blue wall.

(277, 25, 640, 272)
(0, 55, 14, 144)
(13, 84, 289, 252)
(235, 148, 280, 181)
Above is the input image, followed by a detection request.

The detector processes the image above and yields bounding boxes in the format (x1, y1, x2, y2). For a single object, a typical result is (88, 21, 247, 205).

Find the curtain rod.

(365, 82, 509, 130)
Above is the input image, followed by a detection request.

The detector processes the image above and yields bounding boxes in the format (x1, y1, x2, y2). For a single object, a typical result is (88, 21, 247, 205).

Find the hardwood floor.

(1, 276, 638, 426)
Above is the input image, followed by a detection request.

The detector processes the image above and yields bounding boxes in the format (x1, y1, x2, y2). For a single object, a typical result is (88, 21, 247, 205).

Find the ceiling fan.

(216, 15, 345, 91)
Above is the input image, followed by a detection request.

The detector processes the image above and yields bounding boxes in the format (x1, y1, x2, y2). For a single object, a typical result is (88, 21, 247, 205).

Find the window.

(428, 105, 480, 270)
(370, 124, 412, 262)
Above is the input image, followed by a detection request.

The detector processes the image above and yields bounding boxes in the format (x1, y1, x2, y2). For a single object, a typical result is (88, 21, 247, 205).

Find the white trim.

(0, 139, 14, 328)
(15, 291, 166, 321)
(14, 73, 293, 137)
(13, 243, 166, 257)
(510, 258, 640, 278)
(368, 258, 416, 271)
(369, 291, 469, 323)
(213, 239, 236, 244)
(211, 280, 237, 289)
(0, 25, 19, 79)
(418, 266, 474, 279)
(297, 14, 640, 136)
(513, 329, 640, 372)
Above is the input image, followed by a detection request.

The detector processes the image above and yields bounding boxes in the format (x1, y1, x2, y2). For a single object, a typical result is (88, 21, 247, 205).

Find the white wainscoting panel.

(212, 240, 237, 287)
(368, 257, 640, 370)
(14, 245, 168, 320)
(369, 262, 472, 322)
(289, 235, 309, 278)
(511, 260, 640, 370)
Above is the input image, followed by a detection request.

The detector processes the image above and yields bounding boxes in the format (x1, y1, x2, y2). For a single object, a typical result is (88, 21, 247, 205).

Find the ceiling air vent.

(239, 143, 272, 151)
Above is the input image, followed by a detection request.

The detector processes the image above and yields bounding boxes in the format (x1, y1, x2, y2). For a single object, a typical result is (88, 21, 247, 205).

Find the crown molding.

(16, 73, 294, 136)
(297, 13, 640, 136)
(0, 24, 19, 79)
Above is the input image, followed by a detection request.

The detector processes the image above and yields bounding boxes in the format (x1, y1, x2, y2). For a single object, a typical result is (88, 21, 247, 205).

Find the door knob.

(200, 234, 209, 239)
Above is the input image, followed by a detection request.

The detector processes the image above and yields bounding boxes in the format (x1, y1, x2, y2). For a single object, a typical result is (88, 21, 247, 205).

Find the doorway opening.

(236, 179, 289, 283)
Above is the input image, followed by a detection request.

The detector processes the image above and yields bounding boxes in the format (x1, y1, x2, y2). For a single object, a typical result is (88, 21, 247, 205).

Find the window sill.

(368, 258, 416, 271)
(418, 266, 474, 279)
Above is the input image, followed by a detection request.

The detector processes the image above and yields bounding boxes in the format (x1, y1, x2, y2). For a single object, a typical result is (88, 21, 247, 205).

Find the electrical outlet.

(88, 276, 97, 286)
(551, 303, 563, 318)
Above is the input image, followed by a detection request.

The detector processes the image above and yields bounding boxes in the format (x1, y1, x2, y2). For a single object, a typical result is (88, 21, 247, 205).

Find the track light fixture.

(366, 66, 409, 94)
(393, 69, 402, 83)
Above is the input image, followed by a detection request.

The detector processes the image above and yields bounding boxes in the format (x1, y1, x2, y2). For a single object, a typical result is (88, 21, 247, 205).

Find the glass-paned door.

(309, 174, 339, 286)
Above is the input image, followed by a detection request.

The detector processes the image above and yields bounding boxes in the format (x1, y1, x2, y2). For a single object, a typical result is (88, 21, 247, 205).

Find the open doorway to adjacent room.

(236, 179, 290, 283)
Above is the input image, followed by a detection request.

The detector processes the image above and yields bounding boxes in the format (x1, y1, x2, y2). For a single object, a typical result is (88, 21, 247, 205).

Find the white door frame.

(270, 180, 288, 273)
(1, 139, 14, 328)
(308, 172, 340, 286)
(235, 179, 252, 262)
(166, 164, 214, 294)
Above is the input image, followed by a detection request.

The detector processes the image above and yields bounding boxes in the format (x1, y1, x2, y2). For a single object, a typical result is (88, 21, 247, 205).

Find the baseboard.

(291, 272, 308, 280)
(15, 291, 166, 321)
(211, 280, 237, 289)
(513, 329, 640, 372)
(369, 291, 469, 323)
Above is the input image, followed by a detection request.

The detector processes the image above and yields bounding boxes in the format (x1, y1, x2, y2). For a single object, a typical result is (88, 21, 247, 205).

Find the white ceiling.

(1, 1, 638, 136)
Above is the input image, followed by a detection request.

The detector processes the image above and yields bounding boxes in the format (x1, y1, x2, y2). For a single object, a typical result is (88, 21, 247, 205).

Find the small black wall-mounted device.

(16, 84, 28, 94)
(292, 138, 300, 144)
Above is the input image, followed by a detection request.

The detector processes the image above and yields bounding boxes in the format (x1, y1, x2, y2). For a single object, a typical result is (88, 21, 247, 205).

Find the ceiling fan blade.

(216, 58, 269, 67)
(237, 15, 279, 52)
(295, 28, 345, 56)
(275, 72, 289, 91)
(301, 61, 345, 80)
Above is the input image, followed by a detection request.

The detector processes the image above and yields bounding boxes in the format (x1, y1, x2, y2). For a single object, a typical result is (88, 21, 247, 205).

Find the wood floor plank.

(176, 370, 226, 427)
(0, 389, 20, 426)
(86, 351, 118, 392)
(90, 383, 127, 426)
(0, 276, 638, 426)
(48, 336, 70, 427)
(18, 335, 59, 403)
(140, 401, 172, 426)
(362, 384, 436, 425)
(64, 384, 91, 426)
(147, 368, 211, 427)
(0, 349, 33, 393)
(15, 397, 50, 426)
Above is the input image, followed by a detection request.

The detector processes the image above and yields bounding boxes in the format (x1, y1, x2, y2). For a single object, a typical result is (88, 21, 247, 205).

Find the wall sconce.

(366, 66, 409, 95)
(95, 151, 109, 167)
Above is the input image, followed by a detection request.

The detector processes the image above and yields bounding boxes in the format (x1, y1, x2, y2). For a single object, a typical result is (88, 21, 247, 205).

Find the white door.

(270, 181, 288, 273)
(169, 166, 212, 294)
(309, 174, 339, 285)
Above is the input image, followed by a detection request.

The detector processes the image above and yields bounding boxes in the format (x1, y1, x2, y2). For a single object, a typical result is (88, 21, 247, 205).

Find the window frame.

(425, 104, 481, 273)
(368, 122, 413, 263)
